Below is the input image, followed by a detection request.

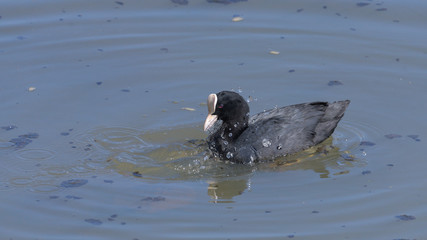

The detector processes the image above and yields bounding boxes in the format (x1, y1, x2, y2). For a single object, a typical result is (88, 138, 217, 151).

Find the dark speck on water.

(288, 69, 295, 73)
(395, 215, 416, 221)
(341, 153, 355, 161)
(61, 179, 88, 188)
(132, 171, 142, 177)
(96, 81, 102, 85)
(297, 8, 304, 13)
(385, 134, 402, 139)
(407, 135, 421, 141)
(362, 170, 371, 175)
(206, 0, 248, 4)
(141, 196, 166, 202)
(376, 8, 387, 11)
(356, 2, 370, 7)
(1, 125, 17, 131)
(60, 132, 70, 136)
(19, 133, 39, 139)
(85, 218, 103, 225)
(360, 141, 376, 146)
(66, 195, 82, 200)
(9, 133, 39, 148)
(171, 0, 188, 5)
(115, 1, 124, 6)
(328, 80, 343, 86)
(121, 89, 130, 93)
(10, 137, 33, 148)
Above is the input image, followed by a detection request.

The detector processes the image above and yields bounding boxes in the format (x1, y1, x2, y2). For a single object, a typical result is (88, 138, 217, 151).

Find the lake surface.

(1, 0, 426, 239)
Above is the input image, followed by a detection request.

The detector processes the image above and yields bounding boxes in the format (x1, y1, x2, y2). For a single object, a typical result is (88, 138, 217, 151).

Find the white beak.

(203, 93, 218, 131)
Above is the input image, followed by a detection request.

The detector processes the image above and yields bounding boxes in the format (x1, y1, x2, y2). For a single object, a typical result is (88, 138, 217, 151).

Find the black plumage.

(204, 91, 350, 164)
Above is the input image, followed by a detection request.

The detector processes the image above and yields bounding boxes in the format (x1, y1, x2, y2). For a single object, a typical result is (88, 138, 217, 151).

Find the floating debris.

(269, 50, 280, 55)
(9, 133, 39, 148)
(384, 134, 402, 139)
(407, 135, 421, 142)
(356, 2, 370, 7)
(19, 133, 39, 139)
(208, 0, 248, 4)
(141, 196, 166, 202)
(333, 170, 350, 176)
(1, 125, 17, 131)
(28, 87, 36, 92)
(232, 16, 244, 22)
(60, 179, 88, 188)
(96, 81, 102, 85)
(288, 69, 295, 73)
(328, 80, 343, 86)
(85, 218, 103, 225)
(360, 141, 375, 146)
(108, 214, 118, 221)
(10, 137, 32, 148)
(133, 171, 142, 177)
(181, 107, 196, 111)
(121, 89, 130, 93)
(395, 214, 416, 221)
(171, 0, 188, 5)
(362, 170, 371, 175)
(114, 1, 124, 6)
(341, 153, 355, 161)
(65, 195, 82, 200)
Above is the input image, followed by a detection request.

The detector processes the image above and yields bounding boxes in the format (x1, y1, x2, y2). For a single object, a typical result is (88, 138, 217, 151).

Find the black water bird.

(203, 91, 350, 164)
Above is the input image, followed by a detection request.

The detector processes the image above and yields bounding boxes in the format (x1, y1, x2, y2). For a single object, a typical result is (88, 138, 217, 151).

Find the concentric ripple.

(78, 120, 377, 182)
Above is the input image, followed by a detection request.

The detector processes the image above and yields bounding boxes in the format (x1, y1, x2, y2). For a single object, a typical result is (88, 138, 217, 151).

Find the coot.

(204, 91, 350, 164)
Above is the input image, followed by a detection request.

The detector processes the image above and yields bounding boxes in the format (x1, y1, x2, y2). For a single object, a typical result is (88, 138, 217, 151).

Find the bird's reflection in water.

(87, 125, 362, 202)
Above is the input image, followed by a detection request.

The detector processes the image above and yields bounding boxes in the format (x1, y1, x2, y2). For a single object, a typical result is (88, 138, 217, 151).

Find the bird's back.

(233, 100, 350, 163)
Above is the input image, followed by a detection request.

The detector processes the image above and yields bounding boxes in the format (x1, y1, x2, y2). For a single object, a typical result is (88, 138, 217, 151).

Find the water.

(1, 0, 427, 239)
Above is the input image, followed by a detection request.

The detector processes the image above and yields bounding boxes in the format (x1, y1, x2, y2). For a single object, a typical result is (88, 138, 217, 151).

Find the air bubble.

(228, 133, 233, 137)
(262, 139, 271, 147)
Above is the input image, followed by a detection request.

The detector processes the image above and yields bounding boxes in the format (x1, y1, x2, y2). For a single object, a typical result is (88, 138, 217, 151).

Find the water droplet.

(262, 139, 271, 147)
(277, 144, 282, 150)
(234, 124, 238, 128)
(228, 133, 233, 137)
(223, 141, 228, 146)
(226, 152, 233, 159)
(229, 128, 232, 131)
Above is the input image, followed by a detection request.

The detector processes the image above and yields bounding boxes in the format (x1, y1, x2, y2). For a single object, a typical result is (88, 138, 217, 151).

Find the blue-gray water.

(1, 0, 427, 239)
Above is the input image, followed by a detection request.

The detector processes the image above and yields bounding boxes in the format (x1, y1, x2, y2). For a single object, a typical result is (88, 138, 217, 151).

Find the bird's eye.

(218, 104, 224, 109)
